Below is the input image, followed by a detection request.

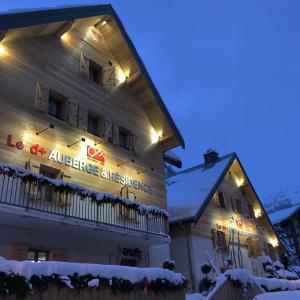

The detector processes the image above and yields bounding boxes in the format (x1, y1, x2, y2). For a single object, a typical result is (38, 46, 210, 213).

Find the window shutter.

(80, 53, 89, 77)
(102, 66, 115, 87)
(34, 82, 49, 113)
(249, 204, 255, 219)
(230, 197, 237, 212)
(218, 231, 228, 253)
(104, 119, 113, 143)
(218, 191, 226, 208)
(112, 123, 119, 146)
(236, 199, 244, 215)
(211, 229, 219, 250)
(131, 133, 141, 156)
(67, 100, 78, 127)
(78, 106, 88, 131)
(243, 202, 250, 218)
(97, 116, 105, 138)
(10, 243, 28, 260)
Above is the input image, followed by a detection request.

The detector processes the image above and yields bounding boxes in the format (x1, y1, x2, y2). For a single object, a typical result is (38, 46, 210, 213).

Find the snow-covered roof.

(167, 153, 235, 223)
(269, 205, 300, 224)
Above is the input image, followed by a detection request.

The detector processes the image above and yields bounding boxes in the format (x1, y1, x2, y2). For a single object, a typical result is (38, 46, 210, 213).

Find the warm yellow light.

(101, 20, 107, 26)
(235, 177, 244, 187)
(0, 44, 7, 56)
(270, 238, 279, 248)
(254, 208, 262, 218)
(150, 128, 162, 144)
(116, 68, 129, 84)
(60, 32, 70, 42)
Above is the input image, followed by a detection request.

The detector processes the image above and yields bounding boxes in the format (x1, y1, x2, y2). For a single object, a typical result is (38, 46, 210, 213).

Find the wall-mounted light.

(0, 44, 6, 56)
(150, 128, 162, 144)
(270, 238, 279, 248)
(56, 20, 74, 39)
(117, 159, 135, 167)
(254, 208, 262, 218)
(137, 167, 154, 175)
(36, 124, 55, 136)
(94, 17, 112, 29)
(67, 137, 85, 148)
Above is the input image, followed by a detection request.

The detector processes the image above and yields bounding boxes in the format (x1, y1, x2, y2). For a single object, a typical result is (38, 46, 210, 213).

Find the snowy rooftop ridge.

(269, 204, 300, 224)
(167, 152, 235, 223)
(0, 162, 168, 218)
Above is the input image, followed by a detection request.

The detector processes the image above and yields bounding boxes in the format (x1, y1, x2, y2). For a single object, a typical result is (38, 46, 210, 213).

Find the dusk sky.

(1, 0, 300, 201)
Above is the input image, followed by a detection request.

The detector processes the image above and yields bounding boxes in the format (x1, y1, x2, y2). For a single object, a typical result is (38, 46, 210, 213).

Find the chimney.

(203, 149, 219, 164)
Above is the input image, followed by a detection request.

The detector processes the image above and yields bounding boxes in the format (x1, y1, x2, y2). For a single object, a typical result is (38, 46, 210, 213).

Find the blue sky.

(1, 0, 300, 200)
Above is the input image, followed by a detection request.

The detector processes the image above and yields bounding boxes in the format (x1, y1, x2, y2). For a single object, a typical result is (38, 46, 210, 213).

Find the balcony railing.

(0, 164, 168, 238)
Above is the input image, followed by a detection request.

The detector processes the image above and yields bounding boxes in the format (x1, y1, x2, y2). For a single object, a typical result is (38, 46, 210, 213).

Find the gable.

(0, 4, 184, 151)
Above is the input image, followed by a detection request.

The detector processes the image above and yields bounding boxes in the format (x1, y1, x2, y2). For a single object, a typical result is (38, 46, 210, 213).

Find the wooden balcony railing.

(0, 164, 169, 238)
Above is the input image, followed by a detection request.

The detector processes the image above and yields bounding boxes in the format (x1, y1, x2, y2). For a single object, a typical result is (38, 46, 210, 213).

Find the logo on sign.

(87, 146, 105, 164)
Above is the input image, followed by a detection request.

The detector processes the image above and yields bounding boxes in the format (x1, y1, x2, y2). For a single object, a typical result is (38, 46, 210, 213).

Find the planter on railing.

(0, 162, 168, 237)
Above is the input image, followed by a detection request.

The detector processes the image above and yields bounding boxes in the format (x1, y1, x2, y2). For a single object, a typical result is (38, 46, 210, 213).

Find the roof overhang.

(0, 4, 185, 151)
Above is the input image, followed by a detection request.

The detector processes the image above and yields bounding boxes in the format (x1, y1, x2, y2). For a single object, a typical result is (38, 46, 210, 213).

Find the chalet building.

(0, 4, 184, 267)
(167, 150, 280, 291)
(269, 205, 300, 264)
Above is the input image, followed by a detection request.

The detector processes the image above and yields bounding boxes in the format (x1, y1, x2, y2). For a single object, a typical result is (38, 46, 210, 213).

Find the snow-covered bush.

(0, 257, 187, 299)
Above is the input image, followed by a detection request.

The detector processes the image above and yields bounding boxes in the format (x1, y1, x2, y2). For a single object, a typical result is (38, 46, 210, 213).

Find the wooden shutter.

(78, 106, 88, 131)
(50, 248, 66, 261)
(249, 204, 255, 219)
(243, 202, 250, 218)
(80, 53, 89, 77)
(104, 119, 113, 142)
(102, 66, 115, 87)
(131, 133, 141, 156)
(10, 243, 28, 260)
(34, 82, 49, 113)
(112, 122, 119, 146)
(211, 229, 219, 250)
(231, 197, 238, 212)
(67, 100, 78, 127)
(218, 231, 228, 253)
(97, 116, 105, 138)
(236, 199, 244, 215)
(247, 239, 256, 257)
(218, 191, 226, 208)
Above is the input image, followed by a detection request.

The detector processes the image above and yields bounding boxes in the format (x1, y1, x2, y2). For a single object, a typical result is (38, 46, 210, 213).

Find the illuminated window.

(48, 91, 67, 120)
(119, 127, 131, 150)
(89, 60, 103, 85)
(27, 249, 48, 262)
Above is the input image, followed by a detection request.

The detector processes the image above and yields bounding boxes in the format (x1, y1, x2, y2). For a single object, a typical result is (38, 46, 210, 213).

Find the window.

(212, 229, 227, 253)
(119, 127, 131, 150)
(88, 114, 98, 136)
(27, 249, 48, 262)
(119, 205, 137, 221)
(89, 60, 103, 85)
(48, 91, 67, 120)
(38, 165, 60, 202)
(215, 191, 226, 208)
(236, 199, 244, 215)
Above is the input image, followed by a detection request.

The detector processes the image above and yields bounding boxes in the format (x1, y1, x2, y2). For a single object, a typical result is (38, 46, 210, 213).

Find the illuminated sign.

(5, 134, 152, 194)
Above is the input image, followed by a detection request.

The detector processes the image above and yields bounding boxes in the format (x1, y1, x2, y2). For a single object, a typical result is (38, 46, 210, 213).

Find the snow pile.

(224, 268, 253, 287)
(254, 290, 300, 300)
(0, 257, 185, 285)
(0, 162, 168, 218)
(253, 276, 300, 292)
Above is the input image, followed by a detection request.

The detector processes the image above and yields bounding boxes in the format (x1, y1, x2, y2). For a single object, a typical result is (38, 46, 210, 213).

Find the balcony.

(0, 163, 169, 240)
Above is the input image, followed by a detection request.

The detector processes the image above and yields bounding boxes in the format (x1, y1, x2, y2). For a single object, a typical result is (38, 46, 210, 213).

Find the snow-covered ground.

(253, 290, 300, 300)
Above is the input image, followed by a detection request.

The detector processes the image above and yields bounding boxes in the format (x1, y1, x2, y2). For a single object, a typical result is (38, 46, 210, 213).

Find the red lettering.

(30, 144, 39, 155)
(16, 141, 24, 150)
(7, 135, 16, 147)
(39, 147, 46, 156)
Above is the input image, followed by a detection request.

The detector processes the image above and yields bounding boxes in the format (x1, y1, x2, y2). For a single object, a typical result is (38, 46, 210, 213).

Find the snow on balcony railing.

(0, 162, 168, 236)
